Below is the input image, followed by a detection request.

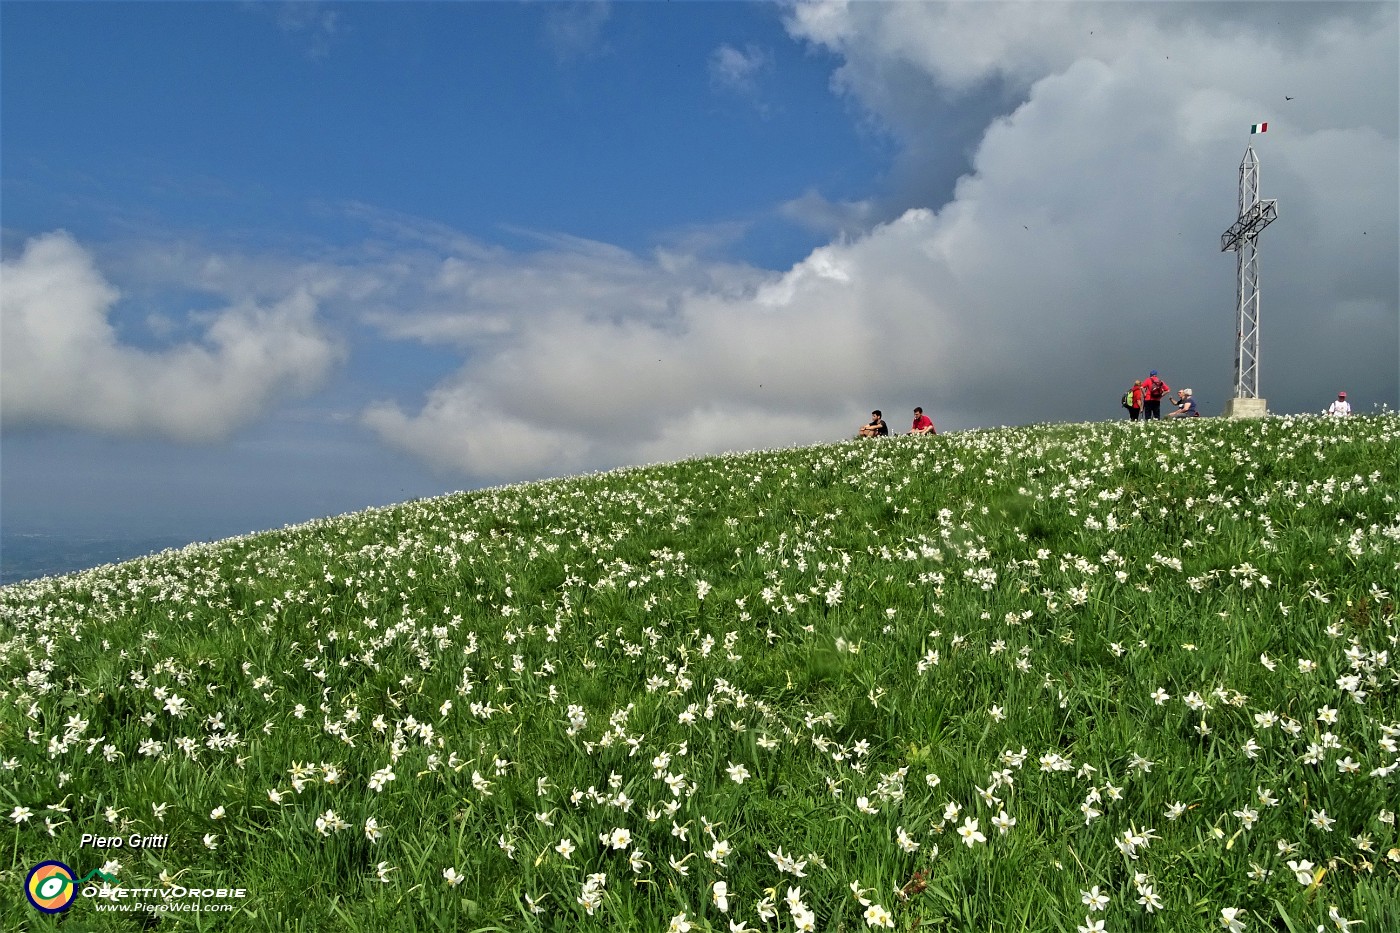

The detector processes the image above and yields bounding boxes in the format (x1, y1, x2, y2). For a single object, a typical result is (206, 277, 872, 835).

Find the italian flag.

(1250, 122, 1268, 133)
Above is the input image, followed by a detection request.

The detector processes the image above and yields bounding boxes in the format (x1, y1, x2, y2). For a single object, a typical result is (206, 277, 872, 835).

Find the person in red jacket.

(911, 407, 936, 435)
(1127, 380, 1144, 421)
(1141, 370, 1170, 420)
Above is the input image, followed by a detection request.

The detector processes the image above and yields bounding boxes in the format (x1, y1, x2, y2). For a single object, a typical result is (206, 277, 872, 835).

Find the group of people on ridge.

(859, 380, 1353, 440)
(1122, 373, 1355, 420)
(1123, 370, 1197, 420)
(858, 407, 936, 438)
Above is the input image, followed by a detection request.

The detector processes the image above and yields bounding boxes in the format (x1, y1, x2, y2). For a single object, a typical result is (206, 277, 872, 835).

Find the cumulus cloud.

(780, 0, 1397, 412)
(361, 211, 972, 481)
(361, 2, 1395, 482)
(0, 231, 343, 442)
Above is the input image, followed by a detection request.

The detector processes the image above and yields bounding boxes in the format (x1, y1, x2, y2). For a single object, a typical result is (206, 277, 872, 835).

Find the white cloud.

(779, 0, 1397, 412)
(709, 42, 772, 96)
(0, 231, 343, 442)
(358, 211, 968, 481)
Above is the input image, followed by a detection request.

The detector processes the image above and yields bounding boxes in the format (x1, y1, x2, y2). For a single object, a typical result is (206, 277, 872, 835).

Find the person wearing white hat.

(1165, 387, 1200, 418)
(1326, 392, 1351, 416)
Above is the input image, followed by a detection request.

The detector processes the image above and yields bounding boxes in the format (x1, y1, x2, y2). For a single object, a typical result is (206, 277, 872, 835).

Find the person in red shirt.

(1127, 380, 1144, 421)
(910, 407, 936, 435)
(1142, 371, 1170, 420)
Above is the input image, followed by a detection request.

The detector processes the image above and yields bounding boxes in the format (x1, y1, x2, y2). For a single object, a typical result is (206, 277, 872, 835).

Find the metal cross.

(1220, 146, 1278, 400)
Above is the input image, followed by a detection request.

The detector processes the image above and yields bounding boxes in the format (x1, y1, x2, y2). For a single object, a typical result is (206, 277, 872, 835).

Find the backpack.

(1121, 391, 1133, 409)
(1148, 378, 1165, 400)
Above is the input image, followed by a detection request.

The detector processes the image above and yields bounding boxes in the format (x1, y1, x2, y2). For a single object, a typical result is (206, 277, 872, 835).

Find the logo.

(24, 861, 119, 913)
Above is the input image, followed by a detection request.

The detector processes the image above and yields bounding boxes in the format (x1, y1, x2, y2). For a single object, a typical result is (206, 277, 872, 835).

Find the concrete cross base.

(1223, 397, 1269, 419)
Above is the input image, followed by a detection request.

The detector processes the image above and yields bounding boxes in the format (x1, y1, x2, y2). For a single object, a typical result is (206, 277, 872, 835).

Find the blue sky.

(2, 2, 1397, 555)
(3, 2, 889, 264)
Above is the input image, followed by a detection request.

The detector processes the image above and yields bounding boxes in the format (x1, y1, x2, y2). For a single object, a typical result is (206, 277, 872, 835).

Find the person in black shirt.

(858, 410, 889, 438)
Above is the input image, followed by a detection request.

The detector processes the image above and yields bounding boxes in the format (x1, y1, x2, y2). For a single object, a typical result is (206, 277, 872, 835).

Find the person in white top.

(1326, 391, 1351, 416)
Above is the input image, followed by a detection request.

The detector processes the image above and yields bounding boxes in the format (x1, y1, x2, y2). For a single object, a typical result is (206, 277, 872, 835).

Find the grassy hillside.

(3, 415, 1398, 932)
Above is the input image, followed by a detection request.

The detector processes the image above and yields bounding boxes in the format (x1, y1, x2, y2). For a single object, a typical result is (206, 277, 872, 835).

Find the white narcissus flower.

(864, 903, 895, 928)
(443, 867, 463, 887)
(315, 809, 348, 836)
(957, 817, 986, 847)
(556, 837, 576, 859)
(1328, 906, 1361, 931)
(1220, 907, 1246, 932)
(712, 880, 729, 913)
(1081, 886, 1109, 912)
(1287, 859, 1316, 886)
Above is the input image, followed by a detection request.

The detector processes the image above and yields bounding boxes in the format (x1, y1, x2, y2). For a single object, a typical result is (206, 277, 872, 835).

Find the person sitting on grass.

(1165, 388, 1200, 418)
(910, 407, 936, 435)
(858, 410, 889, 438)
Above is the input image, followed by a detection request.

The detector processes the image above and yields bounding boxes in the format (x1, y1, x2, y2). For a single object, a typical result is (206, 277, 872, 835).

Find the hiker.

(1141, 370, 1170, 420)
(1165, 388, 1200, 418)
(1123, 380, 1144, 421)
(858, 410, 889, 438)
(910, 407, 936, 435)
(1326, 392, 1351, 416)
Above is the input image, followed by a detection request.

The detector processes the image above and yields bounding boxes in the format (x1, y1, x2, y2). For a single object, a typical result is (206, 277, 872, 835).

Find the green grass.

(2, 414, 1398, 932)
